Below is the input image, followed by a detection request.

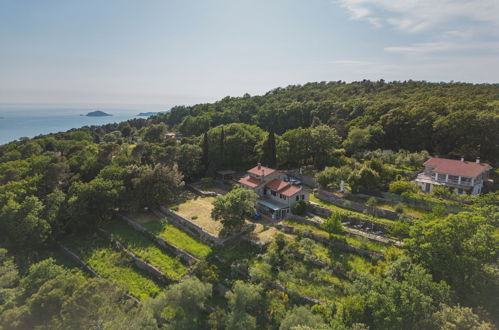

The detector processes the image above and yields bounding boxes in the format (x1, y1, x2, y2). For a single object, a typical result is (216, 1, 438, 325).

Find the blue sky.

(1, 0, 498, 107)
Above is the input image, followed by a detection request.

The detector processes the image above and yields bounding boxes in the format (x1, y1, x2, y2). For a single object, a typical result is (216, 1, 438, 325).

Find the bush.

(191, 215, 198, 220)
(291, 201, 308, 216)
(366, 197, 378, 207)
(201, 177, 214, 188)
(389, 180, 419, 195)
(321, 213, 344, 235)
(394, 203, 405, 213)
(170, 206, 179, 211)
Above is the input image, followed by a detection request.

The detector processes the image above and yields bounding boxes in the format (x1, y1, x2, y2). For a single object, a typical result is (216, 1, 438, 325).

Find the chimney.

(461, 156, 464, 162)
(257, 162, 261, 170)
(476, 157, 480, 164)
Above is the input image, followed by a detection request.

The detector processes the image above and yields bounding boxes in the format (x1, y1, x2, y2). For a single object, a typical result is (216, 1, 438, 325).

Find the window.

(280, 194, 286, 200)
(301, 194, 305, 200)
(271, 190, 277, 196)
(296, 195, 299, 201)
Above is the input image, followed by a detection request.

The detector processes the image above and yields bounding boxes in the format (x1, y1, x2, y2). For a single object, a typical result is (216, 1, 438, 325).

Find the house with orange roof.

(415, 157, 492, 195)
(238, 163, 309, 219)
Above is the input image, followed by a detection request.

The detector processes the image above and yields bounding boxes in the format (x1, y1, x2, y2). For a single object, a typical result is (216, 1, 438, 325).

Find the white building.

(415, 157, 492, 195)
(238, 163, 309, 219)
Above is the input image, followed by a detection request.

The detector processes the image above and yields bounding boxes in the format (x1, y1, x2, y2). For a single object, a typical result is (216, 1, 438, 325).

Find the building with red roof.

(238, 163, 309, 219)
(415, 157, 492, 195)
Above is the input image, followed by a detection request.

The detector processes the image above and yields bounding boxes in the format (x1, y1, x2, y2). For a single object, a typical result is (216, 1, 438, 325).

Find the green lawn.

(63, 233, 162, 300)
(142, 218, 212, 259)
(103, 220, 188, 280)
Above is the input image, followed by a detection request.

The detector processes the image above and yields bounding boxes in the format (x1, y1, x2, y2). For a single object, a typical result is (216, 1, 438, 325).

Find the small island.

(83, 110, 112, 117)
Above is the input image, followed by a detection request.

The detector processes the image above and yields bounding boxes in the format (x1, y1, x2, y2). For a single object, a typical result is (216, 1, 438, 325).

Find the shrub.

(321, 213, 344, 235)
(394, 203, 405, 213)
(170, 206, 179, 211)
(389, 180, 419, 195)
(201, 177, 214, 188)
(291, 201, 308, 216)
(191, 215, 198, 220)
(366, 197, 378, 207)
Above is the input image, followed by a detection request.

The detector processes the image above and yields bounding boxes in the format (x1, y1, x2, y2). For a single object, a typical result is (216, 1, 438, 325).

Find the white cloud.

(337, 0, 499, 33)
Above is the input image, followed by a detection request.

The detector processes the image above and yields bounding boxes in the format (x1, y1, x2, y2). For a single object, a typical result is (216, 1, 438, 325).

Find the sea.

(0, 105, 169, 145)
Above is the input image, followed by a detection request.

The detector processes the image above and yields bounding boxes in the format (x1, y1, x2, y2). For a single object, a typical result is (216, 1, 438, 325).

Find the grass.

(278, 265, 347, 304)
(214, 240, 259, 262)
(141, 217, 212, 259)
(64, 233, 162, 300)
(102, 220, 188, 280)
(249, 224, 282, 244)
(311, 194, 396, 227)
(283, 219, 387, 253)
(172, 196, 222, 236)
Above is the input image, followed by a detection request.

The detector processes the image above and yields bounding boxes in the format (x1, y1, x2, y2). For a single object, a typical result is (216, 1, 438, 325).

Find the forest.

(0, 80, 498, 330)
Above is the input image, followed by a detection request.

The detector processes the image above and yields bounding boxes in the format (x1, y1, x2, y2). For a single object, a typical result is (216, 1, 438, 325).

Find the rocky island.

(83, 110, 112, 117)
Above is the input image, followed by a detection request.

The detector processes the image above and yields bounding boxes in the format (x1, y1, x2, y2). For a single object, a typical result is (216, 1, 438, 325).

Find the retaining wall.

(58, 243, 101, 278)
(160, 206, 225, 246)
(187, 184, 218, 197)
(120, 214, 199, 265)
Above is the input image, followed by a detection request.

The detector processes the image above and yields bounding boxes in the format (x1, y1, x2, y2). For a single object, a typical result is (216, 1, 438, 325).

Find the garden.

(139, 215, 213, 259)
(63, 233, 163, 300)
(102, 219, 189, 280)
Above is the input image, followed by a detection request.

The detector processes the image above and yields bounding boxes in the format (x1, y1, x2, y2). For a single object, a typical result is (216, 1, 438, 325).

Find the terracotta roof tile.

(423, 158, 491, 178)
(247, 165, 276, 177)
(280, 185, 302, 197)
(265, 179, 290, 191)
(238, 176, 263, 188)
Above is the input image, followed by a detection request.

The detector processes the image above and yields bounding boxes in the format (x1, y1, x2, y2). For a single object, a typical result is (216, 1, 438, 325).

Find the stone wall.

(120, 214, 199, 265)
(58, 242, 140, 305)
(160, 206, 225, 246)
(58, 243, 101, 278)
(187, 183, 218, 197)
(268, 280, 323, 306)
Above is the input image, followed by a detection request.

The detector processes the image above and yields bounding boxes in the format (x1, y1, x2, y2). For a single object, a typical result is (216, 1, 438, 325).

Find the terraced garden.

(137, 214, 213, 259)
(283, 219, 388, 253)
(311, 194, 397, 227)
(63, 233, 163, 300)
(102, 220, 188, 280)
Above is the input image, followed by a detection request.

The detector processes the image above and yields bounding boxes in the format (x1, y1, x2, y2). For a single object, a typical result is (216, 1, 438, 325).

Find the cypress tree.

(220, 126, 225, 168)
(263, 130, 277, 168)
(201, 132, 209, 171)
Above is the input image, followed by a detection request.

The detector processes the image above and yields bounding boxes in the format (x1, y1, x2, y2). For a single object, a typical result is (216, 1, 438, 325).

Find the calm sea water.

(0, 106, 166, 145)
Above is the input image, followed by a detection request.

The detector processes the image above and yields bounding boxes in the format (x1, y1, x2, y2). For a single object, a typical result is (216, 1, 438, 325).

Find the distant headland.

(137, 112, 158, 117)
(82, 110, 112, 117)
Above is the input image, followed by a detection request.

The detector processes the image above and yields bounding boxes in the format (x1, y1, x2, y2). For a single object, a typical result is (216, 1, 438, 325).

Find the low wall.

(286, 212, 398, 246)
(268, 280, 323, 306)
(187, 184, 218, 197)
(160, 206, 225, 246)
(58, 242, 140, 305)
(120, 214, 199, 265)
(316, 190, 401, 220)
(58, 243, 101, 278)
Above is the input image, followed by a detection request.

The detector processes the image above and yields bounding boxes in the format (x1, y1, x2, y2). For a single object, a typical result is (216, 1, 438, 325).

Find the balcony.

(416, 173, 476, 187)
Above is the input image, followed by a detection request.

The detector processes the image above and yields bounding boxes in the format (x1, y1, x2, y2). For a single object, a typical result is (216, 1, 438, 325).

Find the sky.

(1, 0, 498, 108)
